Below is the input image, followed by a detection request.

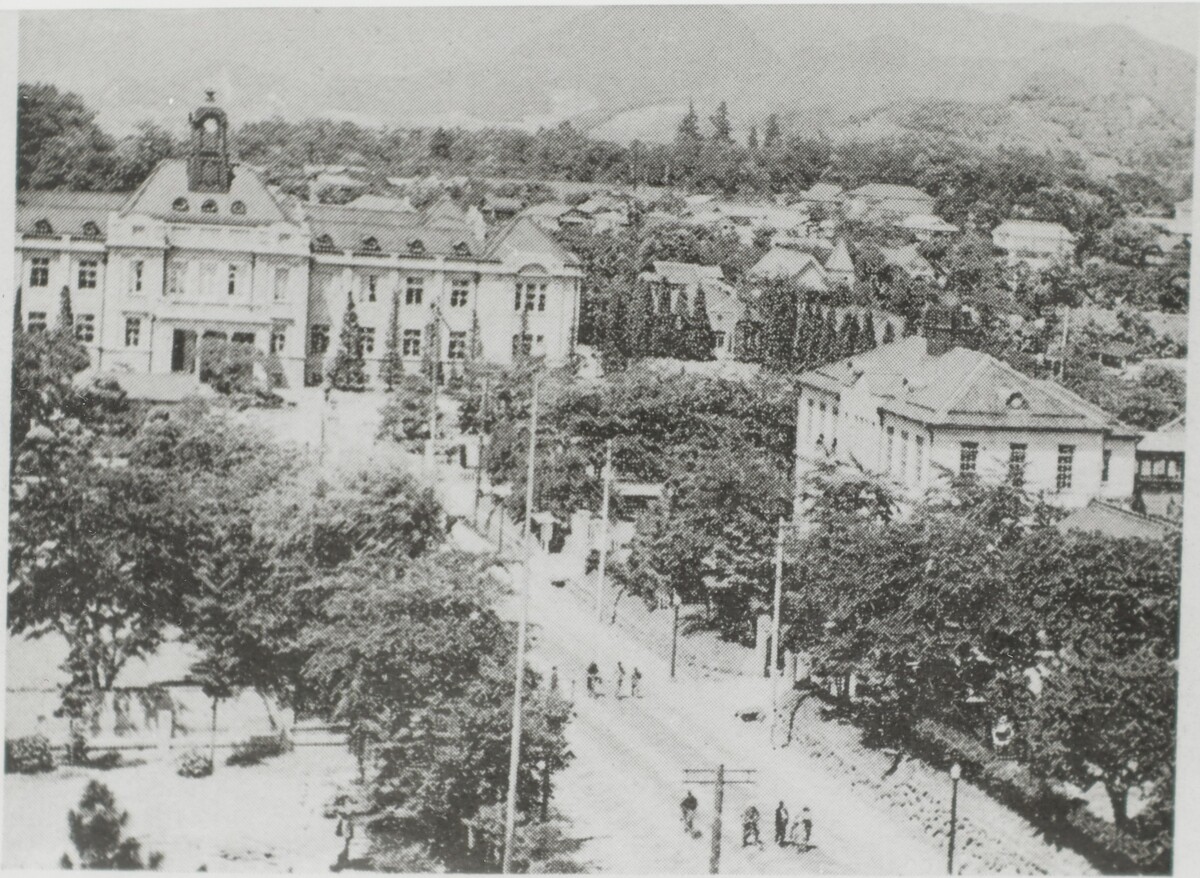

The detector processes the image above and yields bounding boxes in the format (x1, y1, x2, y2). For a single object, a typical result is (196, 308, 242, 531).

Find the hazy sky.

(979, 2, 1197, 53)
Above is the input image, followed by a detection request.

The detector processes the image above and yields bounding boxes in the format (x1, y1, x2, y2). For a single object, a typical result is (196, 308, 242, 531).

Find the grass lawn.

(4, 745, 355, 872)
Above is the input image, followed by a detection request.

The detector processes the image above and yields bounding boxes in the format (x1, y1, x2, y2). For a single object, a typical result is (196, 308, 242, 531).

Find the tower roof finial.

(206, 89, 216, 103)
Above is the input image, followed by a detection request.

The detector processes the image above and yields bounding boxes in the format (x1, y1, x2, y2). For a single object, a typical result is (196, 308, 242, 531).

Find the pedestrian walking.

(741, 804, 761, 847)
(631, 667, 642, 698)
(680, 790, 699, 836)
(550, 666, 559, 692)
(801, 807, 813, 850)
(586, 661, 602, 698)
(774, 801, 789, 847)
(789, 814, 803, 848)
(615, 662, 626, 699)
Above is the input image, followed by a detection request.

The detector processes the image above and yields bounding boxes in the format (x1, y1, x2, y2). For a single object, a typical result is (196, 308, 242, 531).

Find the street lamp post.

(947, 762, 961, 875)
(670, 590, 682, 679)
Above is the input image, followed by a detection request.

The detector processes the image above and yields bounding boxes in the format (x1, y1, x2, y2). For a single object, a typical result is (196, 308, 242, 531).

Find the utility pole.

(770, 516, 785, 746)
(595, 439, 613, 621)
(427, 304, 441, 475)
(1059, 304, 1071, 380)
(670, 590, 681, 680)
(474, 377, 490, 527)
(502, 372, 539, 875)
(683, 766, 755, 874)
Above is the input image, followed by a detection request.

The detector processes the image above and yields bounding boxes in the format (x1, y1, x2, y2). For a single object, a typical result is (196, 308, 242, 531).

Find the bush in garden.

(226, 733, 292, 767)
(176, 749, 213, 778)
(5, 733, 56, 774)
(65, 780, 163, 869)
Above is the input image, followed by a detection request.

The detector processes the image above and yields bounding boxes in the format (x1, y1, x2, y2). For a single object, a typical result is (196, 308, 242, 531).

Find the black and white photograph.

(3, 3, 1196, 874)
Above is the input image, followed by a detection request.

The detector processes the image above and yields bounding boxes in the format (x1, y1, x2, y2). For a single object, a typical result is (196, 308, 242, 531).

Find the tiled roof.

(121, 159, 293, 227)
(306, 203, 482, 257)
(645, 261, 725, 287)
(799, 182, 844, 201)
(849, 183, 931, 201)
(482, 216, 578, 266)
(993, 219, 1074, 240)
(749, 248, 827, 286)
(801, 336, 1137, 435)
(16, 190, 129, 238)
(345, 193, 417, 213)
(1055, 500, 1179, 540)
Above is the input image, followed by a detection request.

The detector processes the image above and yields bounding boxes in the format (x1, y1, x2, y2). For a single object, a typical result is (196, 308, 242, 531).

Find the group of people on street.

(740, 801, 814, 851)
(586, 661, 643, 699)
(678, 795, 814, 853)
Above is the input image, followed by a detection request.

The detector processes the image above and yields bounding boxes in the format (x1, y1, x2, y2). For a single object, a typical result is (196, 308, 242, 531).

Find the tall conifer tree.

(683, 285, 716, 361)
(380, 289, 404, 390)
(840, 313, 861, 358)
(861, 308, 878, 352)
(327, 290, 367, 390)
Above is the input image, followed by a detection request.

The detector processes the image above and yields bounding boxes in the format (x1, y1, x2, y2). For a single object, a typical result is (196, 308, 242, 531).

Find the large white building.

(795, 307, 1141, 508)
(14, 94, 582, 389)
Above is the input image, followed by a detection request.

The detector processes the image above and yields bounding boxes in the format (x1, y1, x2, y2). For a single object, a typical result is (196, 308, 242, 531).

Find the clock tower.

(186, 90, 234, 193)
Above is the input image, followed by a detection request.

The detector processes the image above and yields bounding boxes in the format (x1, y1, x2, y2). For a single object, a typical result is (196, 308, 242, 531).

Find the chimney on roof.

(923, 302, 978, 356)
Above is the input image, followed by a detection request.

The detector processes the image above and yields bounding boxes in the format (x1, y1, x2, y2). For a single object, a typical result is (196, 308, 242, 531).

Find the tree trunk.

(1107, 782, 1129, 831)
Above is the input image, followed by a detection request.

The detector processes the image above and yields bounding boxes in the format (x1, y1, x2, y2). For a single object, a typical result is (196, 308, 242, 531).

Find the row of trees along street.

(7, 294, 576, 872)
(438, 358, 1179, 873)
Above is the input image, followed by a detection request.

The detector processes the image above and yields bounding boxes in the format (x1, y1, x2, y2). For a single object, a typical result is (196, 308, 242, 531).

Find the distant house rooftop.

(1055, 499, 1179, 540)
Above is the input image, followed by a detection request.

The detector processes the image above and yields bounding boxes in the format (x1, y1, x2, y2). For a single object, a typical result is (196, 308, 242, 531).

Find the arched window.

(407, 239, 426, 255)
(172, 197, 189, 212)
(452, 241, 471, 257)
(201, 199, 218, 214)
(1006, 392, 1028, 410)
(81, 221, 101, 237)
(33, 218, 53, 235)
(361, 236, 381, 252)
(231, 200, 246, 216)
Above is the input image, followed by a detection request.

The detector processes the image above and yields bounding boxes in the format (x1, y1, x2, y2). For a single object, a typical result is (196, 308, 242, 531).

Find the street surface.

(271, 388, 1098, 875)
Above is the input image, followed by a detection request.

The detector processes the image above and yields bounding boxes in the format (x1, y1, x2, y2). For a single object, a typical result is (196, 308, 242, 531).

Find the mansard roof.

(16, 191, 128, 238)
(305, 203, 483, 258)
(120, 159, 293, 226)
(800, 336, 1138, 436)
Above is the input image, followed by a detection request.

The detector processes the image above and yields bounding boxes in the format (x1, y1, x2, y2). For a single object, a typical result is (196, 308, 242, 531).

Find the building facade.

(794, 308, 1141, 509)
(14, 95, 582, 389)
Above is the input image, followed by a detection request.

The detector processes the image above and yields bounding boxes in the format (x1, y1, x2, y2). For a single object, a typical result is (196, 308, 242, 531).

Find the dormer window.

(314, 233, 335, 251)
(81, 221, 101, 238)
(33, 219, 53, 235)
(1006, 392, 1028, 410)
(361, 236, 381, 253)
(408, 239, 426, 256)
(231, 200, 246, 216)
(201, 199, 218, 214)
(452, 241, 471, 257)
(173, 197, 189, 212)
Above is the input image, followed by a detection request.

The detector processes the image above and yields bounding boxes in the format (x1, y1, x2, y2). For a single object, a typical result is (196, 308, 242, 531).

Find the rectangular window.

(525, 289, 537, 311)
(512, 334, 533, 356)
(132, 260, 144, 294)
(886, 426, 895, 472)
(514, 285, 523, 311)
(714, 330, 727, 350)
(274, 268, 290, 302)
(806, 398, 815, 438)
(232, 331, 255, 346)
(271, 328, 286, 354)
(959, 441, 978, 477)
(1008, 443, 1027, 488)
(74, 314, 95, 343)
(899, 431, 909, 483)
(124, 316, 140, 347)
(365, 275, 378, 303)
(30, 256, 51, 288)
(448, 331, 467, 360)
(915, 435, 925, 485)
(1057, 444, 1075, 491)
(538, 287, 547, 312)
(227, 264, 239, 296)
(405, 277, 424, 305)
(310, 324, 330, 354)
(1102, 449, 1112, 484)
(78, 260, 98, 289)
(402, 328, 421, 356)
(450, 278, 470, 307)
(168, 263, 184, 297)
(359, 327, 375, 355)
(27, 311, 47, 333)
